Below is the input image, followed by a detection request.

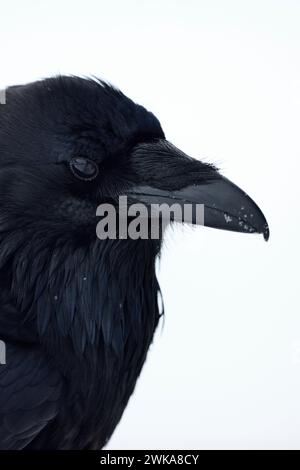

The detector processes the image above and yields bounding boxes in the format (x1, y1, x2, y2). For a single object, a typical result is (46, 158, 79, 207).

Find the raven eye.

(69, 157, 99, 181)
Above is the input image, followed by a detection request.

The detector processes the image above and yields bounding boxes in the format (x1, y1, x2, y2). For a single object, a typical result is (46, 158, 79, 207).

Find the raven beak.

(127, 141, 269, 241)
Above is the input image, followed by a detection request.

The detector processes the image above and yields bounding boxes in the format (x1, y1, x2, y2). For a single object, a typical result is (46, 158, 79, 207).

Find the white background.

(1, 0, 300, 450)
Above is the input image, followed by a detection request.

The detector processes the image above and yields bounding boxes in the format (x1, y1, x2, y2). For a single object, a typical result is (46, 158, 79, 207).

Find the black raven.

(0, 76, 269, 449)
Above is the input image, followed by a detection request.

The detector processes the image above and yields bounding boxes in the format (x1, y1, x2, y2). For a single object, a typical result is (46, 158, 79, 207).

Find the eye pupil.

(70, 157, 99, 181)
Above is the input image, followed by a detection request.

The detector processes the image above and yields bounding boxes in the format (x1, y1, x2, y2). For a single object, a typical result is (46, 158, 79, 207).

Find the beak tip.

(263, 224, 270, 242)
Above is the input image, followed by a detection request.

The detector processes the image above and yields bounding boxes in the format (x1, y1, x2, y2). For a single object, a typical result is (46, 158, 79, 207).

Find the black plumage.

(0, 76, 268, 449)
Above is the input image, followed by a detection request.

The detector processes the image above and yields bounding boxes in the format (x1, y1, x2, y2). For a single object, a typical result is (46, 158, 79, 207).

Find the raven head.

(0, 76, 269, 246)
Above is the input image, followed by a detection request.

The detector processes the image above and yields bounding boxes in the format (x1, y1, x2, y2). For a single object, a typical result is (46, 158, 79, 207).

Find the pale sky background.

(1, 0, 300, 450)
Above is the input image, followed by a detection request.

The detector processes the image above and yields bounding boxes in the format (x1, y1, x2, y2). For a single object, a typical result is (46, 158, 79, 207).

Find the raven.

(0, 76, 269, 449)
